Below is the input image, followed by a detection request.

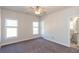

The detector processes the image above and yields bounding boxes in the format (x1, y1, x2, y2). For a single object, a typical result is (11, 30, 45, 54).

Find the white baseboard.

(42, 36, 70, 47)
(1, 36, 40, 47)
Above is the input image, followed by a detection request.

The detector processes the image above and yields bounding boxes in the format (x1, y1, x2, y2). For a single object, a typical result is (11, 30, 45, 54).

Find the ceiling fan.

(31, 6, 47, 15)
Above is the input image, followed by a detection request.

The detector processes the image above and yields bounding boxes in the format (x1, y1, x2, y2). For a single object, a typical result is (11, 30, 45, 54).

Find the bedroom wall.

(41, 7, 79, 47)
(1, 8, 40, 46)
(0, 8, 1, 47)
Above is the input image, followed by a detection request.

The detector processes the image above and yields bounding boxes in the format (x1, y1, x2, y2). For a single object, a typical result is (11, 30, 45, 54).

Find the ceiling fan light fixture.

(31, 6, 47, 15)
(35, 11, 41, 14)
(34, 7, 42, 15)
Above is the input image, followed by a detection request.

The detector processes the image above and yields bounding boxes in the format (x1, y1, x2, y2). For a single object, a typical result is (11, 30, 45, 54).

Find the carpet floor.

(0, 38, 79, 53)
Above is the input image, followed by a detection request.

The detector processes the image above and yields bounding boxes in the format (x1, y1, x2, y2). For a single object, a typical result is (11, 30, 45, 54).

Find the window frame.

(5, 19, 18, 38)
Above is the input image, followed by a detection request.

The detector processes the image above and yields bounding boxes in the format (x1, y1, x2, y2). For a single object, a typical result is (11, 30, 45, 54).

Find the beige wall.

(41, 7, 79, 47)
(1, 8, 40, 46)
(0, 8, 1, 46)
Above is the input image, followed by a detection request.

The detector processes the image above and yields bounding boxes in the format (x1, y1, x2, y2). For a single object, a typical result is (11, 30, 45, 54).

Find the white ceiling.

(1, 6, 71, 16)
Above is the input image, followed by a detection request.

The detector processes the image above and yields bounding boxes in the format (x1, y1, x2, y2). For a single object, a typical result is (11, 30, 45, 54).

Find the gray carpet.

(0, 38, 79, 53)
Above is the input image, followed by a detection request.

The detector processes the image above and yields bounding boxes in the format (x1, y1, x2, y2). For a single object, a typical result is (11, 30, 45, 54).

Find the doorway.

(70, 17, 79, 49)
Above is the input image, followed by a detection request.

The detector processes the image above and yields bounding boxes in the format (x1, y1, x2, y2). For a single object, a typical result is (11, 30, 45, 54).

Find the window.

(5, 19, 18, 38)
(33, 22, 39, 35)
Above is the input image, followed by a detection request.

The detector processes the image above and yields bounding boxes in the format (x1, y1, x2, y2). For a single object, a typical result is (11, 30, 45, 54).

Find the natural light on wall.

(5, 19, 18, 38)
(33, 22, 39, 35)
